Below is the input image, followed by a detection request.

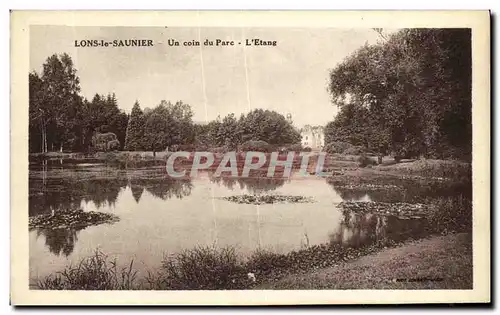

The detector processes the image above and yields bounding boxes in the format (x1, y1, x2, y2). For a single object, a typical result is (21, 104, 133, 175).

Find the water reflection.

(29, 174, 194, 256)
(35, 228, 79, 257)
(29, 177, 193, 217)
(29, 164, 447, 279)
(327, 178, 472, 203)
(209, 173, 286, 194)
(329, 210, 431, 248)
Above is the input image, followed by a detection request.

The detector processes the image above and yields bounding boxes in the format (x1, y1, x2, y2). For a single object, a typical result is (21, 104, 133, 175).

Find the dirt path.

(257, 233, 472, 290)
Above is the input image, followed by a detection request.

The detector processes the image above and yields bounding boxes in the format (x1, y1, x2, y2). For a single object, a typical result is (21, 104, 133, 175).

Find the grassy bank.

(257, 233, 472, 290)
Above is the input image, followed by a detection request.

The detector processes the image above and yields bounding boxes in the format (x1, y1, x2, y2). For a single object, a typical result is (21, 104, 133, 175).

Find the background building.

(300, 125, 325, 150)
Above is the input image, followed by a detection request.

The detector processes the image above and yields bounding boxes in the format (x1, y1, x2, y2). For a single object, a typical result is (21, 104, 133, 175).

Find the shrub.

(107, 139, 121, 151)
(178, 144, 196, 152)
(211, 146, 230, 153)
(154, 246, 247, 290)
(195, 144, 209, 151)
(324, 141, 354, 154)
(239, 140, 271, 153)
(286, 143, 303, 152)
(37, 250, 138, 290)
(428, 196, 472, 234)
(357, 154, 377, 167)
(246, 249, 289, 277)
(92, 132, 119, 152)
(344, 145, 365, 155)
(302, 146, 312, 152)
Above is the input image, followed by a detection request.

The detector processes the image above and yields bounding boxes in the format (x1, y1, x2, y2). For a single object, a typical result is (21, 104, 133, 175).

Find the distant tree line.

(29, 53, 301, 154)
(125, 104, 301, 155)
(325, 28, 472, 161)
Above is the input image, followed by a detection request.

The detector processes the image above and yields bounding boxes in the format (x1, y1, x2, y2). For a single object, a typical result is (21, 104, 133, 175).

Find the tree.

(124, 101, 145, 151)
(144, 103, 169, 156)
(238, 109, 301, 145)
(143, 100, 195, 156)
(219, 113, 239, 149)
(327, 28, 471, 161)
(29, 72, 48, 153)
(29, 53, 83, 153)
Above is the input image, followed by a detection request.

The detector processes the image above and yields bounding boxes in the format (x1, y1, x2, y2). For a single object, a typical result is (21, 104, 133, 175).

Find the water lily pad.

(338, 201, 430, 216)
(221, 194, 314, 205)
(29, 210, 119, 230)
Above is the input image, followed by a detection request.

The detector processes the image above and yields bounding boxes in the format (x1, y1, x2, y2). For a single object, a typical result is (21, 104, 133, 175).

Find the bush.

(92, 132, 119, 152)
(211, 146, 230, 153)
(286, 143, 303, 152)
(239, 140, 271, 153)
(153, 246, 248, 290)
(324, 141, 354, 154)
(303, 146, 312, 152)
(195, 144, 209, 151)
(357, 154, 377, 167)
(344, 145, 365, 155)
(178, 144, 196, 152)
(246, 249, 289, 277)
(428, 196, 472, 234)
(107, 139, 121, 151)
(37, 250, 138, 290)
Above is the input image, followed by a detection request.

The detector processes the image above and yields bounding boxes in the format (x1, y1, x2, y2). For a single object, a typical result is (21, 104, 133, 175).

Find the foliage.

(143, 100, 194, 154)
(29, 54, 82, 153)
(324, 141, 354, 154)
(428, 196, 472, 234)
(221, 194, 314, 205)
(327, 29, 471, 161)
(152, 246, 248, 290)
(107, 139, 121, 151)
(124, 101, 145, 151)
(37, 250, 137, 290)
(92, 132, 119, 152)
(344, 146, 365, 156)
(357, 154, 377, 167)
(238, 109, 301, 145)
(29, 54, 130, 153)
(195, 110, 301, 150)
(239, 140, 271, 152)
(285, 143, 303, 152)
(29, 209, 119, 230)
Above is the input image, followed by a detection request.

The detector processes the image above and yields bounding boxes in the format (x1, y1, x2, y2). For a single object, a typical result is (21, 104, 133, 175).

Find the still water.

(29, 163, 429, 282)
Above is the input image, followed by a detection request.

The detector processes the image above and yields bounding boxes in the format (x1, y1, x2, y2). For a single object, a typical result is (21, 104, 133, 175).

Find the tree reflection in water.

(209, 170, 287, 195)
(29, 175, 193, 256)
(329, 209, 431, 248)
(36, 228, 79, 257)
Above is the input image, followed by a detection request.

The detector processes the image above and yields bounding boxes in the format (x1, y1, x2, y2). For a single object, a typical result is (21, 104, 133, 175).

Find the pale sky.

(30, 26, 386, 127)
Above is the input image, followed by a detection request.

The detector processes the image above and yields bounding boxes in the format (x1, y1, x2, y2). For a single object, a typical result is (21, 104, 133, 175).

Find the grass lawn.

(256, 233, 472, 290)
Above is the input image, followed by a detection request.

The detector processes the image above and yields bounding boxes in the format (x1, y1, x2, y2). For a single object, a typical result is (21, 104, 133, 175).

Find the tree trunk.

(41, 125, 47, 153)
(377, 154, 383, 165)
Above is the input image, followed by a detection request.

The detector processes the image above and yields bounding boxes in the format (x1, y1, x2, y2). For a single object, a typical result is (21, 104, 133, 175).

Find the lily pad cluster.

(29, 210, 120, 230)
(221, 194, 314, 205)
(339, 201, 430, 217)
(334, 183, 403, 191)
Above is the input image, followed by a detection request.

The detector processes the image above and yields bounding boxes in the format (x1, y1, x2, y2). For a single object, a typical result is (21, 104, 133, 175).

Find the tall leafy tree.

(144, 101, 195, 155)
(124, 101, 145, 151)
(327, 28, 471, 160)
(29, 53, 83, 152)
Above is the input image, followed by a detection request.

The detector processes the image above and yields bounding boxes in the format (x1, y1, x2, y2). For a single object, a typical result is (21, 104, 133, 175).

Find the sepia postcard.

(10, 10, 490, 305)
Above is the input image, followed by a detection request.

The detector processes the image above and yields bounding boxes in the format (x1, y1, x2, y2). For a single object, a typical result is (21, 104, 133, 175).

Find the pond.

(29, 162, 434, 283)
